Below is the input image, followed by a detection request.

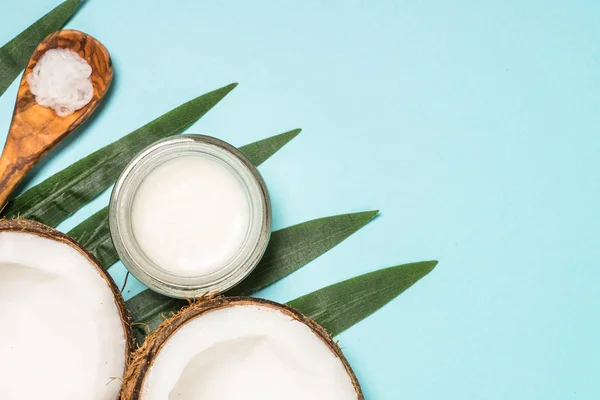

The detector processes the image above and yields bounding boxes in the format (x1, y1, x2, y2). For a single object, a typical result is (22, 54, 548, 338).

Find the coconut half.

(0, 219, 132, 399)
(121, 297, 364, 400)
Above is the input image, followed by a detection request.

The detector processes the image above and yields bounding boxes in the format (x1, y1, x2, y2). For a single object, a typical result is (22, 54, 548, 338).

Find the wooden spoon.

(0, 29, 112, 210)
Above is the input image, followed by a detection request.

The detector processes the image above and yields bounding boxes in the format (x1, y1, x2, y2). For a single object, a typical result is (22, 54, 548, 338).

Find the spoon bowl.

(0, 29, 112, 209)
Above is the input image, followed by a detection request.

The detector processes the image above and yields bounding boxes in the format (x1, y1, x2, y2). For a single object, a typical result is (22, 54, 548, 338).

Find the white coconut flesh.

(0, 231, 127, 399)
(142, 304, 358, 400)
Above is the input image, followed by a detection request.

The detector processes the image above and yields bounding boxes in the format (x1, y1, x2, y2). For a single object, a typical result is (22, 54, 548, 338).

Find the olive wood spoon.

(0, 29, 112, 211)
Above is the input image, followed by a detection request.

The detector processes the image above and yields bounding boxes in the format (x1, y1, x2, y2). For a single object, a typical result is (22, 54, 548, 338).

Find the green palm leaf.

(226, 211, 379, 296)
(238, 129, 301, 166)
(288, 261, 438, 337)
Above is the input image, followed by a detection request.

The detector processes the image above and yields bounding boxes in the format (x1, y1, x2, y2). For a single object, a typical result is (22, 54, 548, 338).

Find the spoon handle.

(0, 156, 26, 210)
(0, 129, 48, 210)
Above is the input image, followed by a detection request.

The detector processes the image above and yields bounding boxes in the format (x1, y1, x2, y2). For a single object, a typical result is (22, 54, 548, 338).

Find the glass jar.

(109, 134, 271, 298)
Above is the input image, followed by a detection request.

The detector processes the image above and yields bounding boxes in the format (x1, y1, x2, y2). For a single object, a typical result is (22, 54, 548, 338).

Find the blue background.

(1, 1, 599, 398)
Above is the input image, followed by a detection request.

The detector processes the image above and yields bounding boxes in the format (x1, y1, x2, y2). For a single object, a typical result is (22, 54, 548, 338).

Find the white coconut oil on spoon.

(110, 135, 271, 298)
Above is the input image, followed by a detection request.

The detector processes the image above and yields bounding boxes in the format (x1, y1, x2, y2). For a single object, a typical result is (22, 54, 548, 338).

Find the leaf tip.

(211, 82, 238, 98)
(357, 209, 380, 224)
(280, 128, 302, 142)
(224, 82, 239, 92)
(414, 260, 439, 277)
(265, 127, 302, 154)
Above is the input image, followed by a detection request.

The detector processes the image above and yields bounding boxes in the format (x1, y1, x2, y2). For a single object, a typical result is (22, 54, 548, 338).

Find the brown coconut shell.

(121, 296, 364, 399)
(0, 218, 134, 368)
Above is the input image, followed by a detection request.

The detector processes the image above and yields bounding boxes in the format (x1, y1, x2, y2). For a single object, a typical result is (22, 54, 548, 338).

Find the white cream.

(27, 48, 94, 117)
(141, 305, 358, 400)
(0, 232, 127, 399)
(131, 155, 250, 277)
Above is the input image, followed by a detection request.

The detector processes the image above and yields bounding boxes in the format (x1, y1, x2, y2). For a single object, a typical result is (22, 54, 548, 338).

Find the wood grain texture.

(0, 29, 112, 210)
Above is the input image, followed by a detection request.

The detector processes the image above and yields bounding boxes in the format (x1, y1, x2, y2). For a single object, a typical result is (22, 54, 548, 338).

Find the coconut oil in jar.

(131, 155, 251, 278)
(109, 135, 271, 298)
